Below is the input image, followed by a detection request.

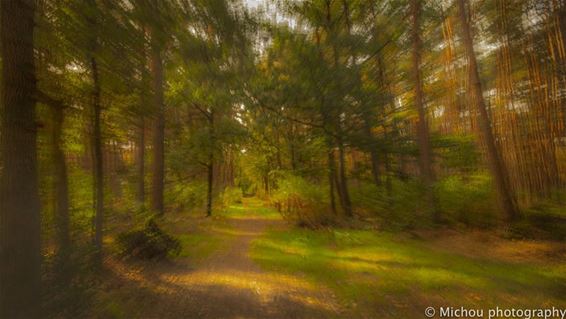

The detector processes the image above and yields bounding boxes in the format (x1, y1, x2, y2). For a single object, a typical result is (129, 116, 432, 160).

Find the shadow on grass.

(251, 229, 566, 318)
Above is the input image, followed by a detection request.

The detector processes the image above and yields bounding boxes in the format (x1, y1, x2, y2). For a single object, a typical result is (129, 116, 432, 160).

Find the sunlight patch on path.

(103, 200, 343, 318)
(158, 269, 338, 311)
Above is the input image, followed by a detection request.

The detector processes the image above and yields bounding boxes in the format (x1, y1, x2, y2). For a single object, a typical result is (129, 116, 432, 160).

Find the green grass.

(220, 199, 282, 220)
(251, 228, 566, 318)
(162, 197, 281, 261)
(159, 212, 234, 262)
(154, 198, 281, 263)
(177, 232, 221, 260)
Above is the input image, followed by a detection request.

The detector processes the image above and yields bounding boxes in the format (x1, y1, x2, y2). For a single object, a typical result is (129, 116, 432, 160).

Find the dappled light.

(1, 0, 565, 318)
(98, 202, 342, 318)
(251, 226, 565, 317)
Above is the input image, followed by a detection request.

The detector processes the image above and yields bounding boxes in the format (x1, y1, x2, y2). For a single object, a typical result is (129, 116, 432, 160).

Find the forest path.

(109, 201, 343, 319)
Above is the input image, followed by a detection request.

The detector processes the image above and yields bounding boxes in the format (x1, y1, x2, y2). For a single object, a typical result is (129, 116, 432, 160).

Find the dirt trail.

(116, 212, 343, 319)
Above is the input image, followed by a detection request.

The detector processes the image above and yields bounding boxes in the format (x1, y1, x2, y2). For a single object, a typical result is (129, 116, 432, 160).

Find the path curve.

(114, 210, 343, 318)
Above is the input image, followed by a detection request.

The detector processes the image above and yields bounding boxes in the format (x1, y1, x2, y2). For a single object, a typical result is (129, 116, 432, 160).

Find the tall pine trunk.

(321, 99, 338, 216)
(137, 118, 145, 206)
(368, 143, 382, 187)
(411, 0, 438, 222)
(327, 146, 338, 215)
(457, 0, 519, 222)
(363, 117, 381, 186)
(206, 112, 214, 217)
(137, 27, 149, 207)
(90, 55, 104, 266)
(84, 0, 104, 268)
(52, 106, 71, 276)
(150, 34, 165, 215)
(0, 0, 42, 317)
(337, 136, 353, 217)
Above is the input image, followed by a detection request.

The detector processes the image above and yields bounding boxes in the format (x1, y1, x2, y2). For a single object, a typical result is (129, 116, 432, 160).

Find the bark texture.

(150, 35, 165, 215)
(0, 0, 42, 317)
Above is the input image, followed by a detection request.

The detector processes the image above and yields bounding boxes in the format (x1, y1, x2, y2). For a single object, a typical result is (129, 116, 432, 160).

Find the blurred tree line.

(0, 0, 565, 317)
(243, 0, 565, 229)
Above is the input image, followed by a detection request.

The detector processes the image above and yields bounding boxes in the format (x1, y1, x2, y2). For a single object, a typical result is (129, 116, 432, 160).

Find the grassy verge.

(160, 212, 232, 262)
(220, 198, 282, 220)
(251, 227, 566, 318)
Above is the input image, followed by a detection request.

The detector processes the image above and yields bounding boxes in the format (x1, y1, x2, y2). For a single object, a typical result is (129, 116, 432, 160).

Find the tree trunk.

(364, 120, 381, 186)
(150, 35, 165, 215)
(337, 137, 353, 217)
(369, 149, 381, 187)
(411, 0, 439, 222)
(0, 0, 42, 317)
(382, 125, 393, 198)
(137, 26, 149, 208)
(90, 55, 104, 266)
(457, 0, 519, 222)
(206, 113, 214, 217)
(289, 124, 298, 171)
(137, 118, 145, 206)
(52, 106, 71, 276)
(327, 146, 338, 215)
(207, 161, 214, 217)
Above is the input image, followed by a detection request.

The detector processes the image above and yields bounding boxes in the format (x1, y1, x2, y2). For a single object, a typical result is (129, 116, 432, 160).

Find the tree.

(0, 0, 42, 317)
(410, 0, 438, 221)
(136, 44, 149, 207)
(456, 0, 519, 221)
(85, 0, 105, 266)
(51, 104, 71, 275)
(150, 27, 166, 215)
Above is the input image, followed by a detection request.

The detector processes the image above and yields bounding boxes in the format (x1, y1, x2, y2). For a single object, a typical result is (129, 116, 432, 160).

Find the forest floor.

(94, 198, 343, 318)
(92, 198, 566, 318)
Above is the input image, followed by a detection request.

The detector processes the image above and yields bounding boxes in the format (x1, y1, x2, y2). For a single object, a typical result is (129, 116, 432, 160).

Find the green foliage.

(218, 186, 244, 208)
(116, 219, 181, 260)
(270, 173, 331, 228)
(350, 179, 427, 230)
(167, 181, 208, 212)
(434, 174, 498, 227)
(350, 175, 498, 229)
(511, 202, 566, 241)
(436, 134, 480, 171)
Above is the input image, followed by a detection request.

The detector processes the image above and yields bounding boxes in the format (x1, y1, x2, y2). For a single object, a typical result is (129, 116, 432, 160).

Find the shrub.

(350, 174, 498, 229)
(270, 174, 331, 228)
(434, 173, 497, 227)
(218, 186, 243, 208)
(167, 181, 207, 212)
(510, 203, 566, 240)
(116, 219, 181, 260)
(436, 134, 480, 172)
(350, 179, 425, 230)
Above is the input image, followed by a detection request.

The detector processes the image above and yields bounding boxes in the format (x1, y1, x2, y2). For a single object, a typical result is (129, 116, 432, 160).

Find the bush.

(350, 179, 426, 230)
(510, 203, 566, 241)
(218, 186, 243, 208)
(270, 174, 331, 228)
(116, 219, 181, 260)
(167, 181, 208, 212)
(350, 174, 498, 229)
(436, 134, 480, 172)
(434, 173, 497, 227)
